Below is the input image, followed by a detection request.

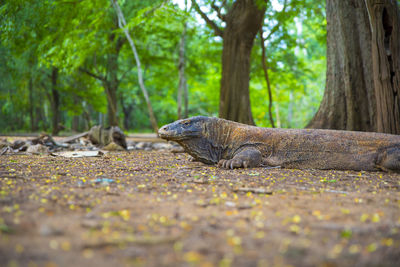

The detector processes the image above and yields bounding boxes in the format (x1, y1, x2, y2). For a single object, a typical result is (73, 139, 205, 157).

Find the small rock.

(126, 141, 137, 147)
(238, 203, 253, 210)
(135, 142, 151, 150)
(81, 219, 102, 229)
(91, 178, 115, 185)
(225, 201, 236, 208)
(103, 142, 125, 151)
(52, 150, 103, 158)
(26, 144, 49, 154)
(85, 211, 98, 219)
(152, 143, 172, 150)
(39, 224, 64, 236)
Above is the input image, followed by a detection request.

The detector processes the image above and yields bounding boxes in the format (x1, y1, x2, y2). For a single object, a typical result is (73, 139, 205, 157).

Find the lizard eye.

(183, 121, 190, 126)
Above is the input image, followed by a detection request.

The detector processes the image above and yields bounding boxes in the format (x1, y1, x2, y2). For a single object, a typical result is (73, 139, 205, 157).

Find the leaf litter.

(0, 145, 400, 266)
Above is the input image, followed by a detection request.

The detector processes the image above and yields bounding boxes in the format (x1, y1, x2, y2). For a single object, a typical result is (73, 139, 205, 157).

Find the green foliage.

(0, 0, 326, 133)
(251, 0, 326, 128)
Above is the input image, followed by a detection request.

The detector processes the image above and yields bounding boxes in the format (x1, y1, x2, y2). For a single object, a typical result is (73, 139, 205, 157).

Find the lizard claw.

(217, 159, 243, 169)
(243, 161, 249, 168)
(218, 158, 256, 170)
(218, 159, 226, 167)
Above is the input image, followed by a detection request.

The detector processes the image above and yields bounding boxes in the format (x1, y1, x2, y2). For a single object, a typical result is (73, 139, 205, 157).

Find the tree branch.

(265, 0, 288, 41)
(92, 52, 102, 76)
(191, 0, 224, 37)
(79, 67, 106, 82)
(259, 29, 275, 128)
(211, 2, 226, 21)
(110, 0, 159, 133)
(265, 23, 281, 41)
(143, 0, 169, 17)
(117, 69, 131, 86)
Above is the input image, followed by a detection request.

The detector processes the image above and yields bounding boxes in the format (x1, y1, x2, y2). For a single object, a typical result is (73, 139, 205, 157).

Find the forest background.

(0, 0, 395, 135)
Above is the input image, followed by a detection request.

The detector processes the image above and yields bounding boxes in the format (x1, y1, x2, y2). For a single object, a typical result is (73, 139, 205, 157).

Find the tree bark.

(72, 116, 79, 132)
(79, 31, 123, 127)
(28, 76, 36, 131)
(308, 0, 400, 134)
(104, 30, 124, 126)
(120, 95, 134, 130)
(365, 0, 400, 134)
(184, 69, 189, 118)
(219, 0, 265, 125)
(308, 0, 375, 131)
(50, 67, 60, 135)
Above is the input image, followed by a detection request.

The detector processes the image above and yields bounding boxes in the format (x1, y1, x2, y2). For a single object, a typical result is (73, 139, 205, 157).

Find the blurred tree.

(177, 0, 189, 119)
(192, 0, 266, 125)
(0, 0, 328, 133)
(250, 0, 326, 128)
(111, 0, 159, 133)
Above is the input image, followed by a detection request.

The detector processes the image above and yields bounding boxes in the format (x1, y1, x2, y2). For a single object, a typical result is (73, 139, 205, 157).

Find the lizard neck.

(177, 117, 233, 164)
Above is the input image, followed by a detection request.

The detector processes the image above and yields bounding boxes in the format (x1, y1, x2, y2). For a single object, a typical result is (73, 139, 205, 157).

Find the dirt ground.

(1, 147, 400, 267)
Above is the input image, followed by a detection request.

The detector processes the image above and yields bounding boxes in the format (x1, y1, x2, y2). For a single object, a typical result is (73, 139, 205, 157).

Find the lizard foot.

(217, 148, 262, 169)
(218, 159, 252, 169)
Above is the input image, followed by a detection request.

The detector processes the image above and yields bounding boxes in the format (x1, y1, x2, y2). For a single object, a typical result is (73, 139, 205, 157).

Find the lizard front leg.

(218, 147, 262, 169)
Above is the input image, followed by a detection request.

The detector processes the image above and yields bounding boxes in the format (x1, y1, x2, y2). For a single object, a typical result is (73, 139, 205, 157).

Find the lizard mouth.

(158, 125, 185, 141)
(158, 125, 199, 141)
(158, 126, 173, 139)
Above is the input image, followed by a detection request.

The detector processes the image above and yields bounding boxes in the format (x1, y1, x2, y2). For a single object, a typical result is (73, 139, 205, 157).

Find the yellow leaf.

(341, 208, 350, 214)
(360, 213, 369, 222)
(292, 215, 301, 223)
(381, 238, 393, 246)
(184, 251, 202, 263)
(289, 224, 300, 234)
(120, 209, 130, 221)
(371, 213, 380, 223)
(15, 244, 24, 253)
(367, 243, 377, 252)
(349, 244, 361, 254)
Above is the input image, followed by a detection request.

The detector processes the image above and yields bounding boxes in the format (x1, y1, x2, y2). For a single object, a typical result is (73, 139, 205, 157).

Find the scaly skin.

(158, 116, 400, 171)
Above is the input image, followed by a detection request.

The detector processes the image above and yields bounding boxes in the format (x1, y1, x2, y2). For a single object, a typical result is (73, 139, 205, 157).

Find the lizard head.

(159, 116, 228, 165)
(158, 116, 208, 141)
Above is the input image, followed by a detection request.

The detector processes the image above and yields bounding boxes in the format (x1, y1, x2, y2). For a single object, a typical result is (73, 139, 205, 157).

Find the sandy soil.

(0, 150, 399, 267)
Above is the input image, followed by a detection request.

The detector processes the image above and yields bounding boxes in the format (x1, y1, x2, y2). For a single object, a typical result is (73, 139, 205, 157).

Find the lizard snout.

(158, 124, 175, 140)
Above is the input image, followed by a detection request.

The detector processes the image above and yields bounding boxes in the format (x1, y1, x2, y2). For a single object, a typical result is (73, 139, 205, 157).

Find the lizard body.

(158, 116, 400, 171)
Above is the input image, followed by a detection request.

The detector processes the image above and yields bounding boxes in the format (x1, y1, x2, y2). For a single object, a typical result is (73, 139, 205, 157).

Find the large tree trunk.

(219, 0, 265, 125)
(50, 67, 60, 135)
(308, 0, 375, 131)
(104, 31, 124, 127)
(28, 76, 36, 132)
(104, 79, 118, 126)
(308, 0, 400, 134)
(120, 95, 134, 130)
(365, 0, 400, 134)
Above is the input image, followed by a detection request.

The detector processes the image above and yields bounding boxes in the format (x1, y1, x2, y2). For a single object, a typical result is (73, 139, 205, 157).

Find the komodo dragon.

(158, 116, 400, 172)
